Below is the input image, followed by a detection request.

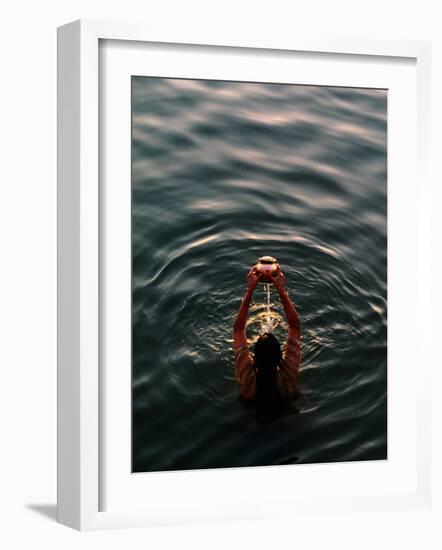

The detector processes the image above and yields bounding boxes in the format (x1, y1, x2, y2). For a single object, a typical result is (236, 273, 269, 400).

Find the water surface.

(132, 77, 387, 472)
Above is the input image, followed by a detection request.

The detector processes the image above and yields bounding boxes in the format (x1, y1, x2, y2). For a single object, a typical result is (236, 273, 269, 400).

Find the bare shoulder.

(277, 358, 299, 397)
(234, 343, 256, 400)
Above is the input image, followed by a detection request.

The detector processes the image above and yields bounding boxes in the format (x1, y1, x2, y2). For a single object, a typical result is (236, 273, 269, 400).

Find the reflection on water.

(132, 77, 387, 472)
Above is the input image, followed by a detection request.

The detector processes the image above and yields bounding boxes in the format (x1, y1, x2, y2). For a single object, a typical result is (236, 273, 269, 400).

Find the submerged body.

(233, 264, 301, 405)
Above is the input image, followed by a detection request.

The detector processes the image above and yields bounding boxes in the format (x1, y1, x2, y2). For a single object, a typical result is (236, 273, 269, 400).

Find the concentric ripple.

(132, 77, 387, 472)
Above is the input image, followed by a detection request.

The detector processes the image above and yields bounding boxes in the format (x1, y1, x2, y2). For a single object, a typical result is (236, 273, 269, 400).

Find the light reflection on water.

(132, 77, 387, 472)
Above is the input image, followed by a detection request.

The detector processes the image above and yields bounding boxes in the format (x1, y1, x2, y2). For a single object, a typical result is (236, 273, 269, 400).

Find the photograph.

(131, 76, 387, 473)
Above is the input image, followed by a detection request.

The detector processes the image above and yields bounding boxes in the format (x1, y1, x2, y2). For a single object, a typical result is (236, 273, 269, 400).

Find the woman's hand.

(271, 265, 286, 293)
(246, 266, 261, 292)
(234, 267, 260, 332)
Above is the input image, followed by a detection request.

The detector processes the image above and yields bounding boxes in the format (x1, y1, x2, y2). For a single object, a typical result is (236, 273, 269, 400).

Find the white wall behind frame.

(0, 0, 440, 548)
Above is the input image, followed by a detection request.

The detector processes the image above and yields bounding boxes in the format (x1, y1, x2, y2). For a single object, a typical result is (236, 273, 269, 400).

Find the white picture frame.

(57, 19, 432, 531)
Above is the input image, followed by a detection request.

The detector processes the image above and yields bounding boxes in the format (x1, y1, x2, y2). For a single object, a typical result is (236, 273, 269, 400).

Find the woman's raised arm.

(233, 267, 261, 396)
(271, 267, 301, 383)
(270, 266, 300, 336)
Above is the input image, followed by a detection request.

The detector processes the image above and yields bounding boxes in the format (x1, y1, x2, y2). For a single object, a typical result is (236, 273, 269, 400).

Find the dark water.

(131, 77, 387, 472)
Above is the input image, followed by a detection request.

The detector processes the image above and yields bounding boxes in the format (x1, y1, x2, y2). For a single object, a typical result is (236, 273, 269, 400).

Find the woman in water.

(233, 264, 301, 408)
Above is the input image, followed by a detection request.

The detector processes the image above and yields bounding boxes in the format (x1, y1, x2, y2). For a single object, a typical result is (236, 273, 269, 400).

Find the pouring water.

(264, 283, 273, 332)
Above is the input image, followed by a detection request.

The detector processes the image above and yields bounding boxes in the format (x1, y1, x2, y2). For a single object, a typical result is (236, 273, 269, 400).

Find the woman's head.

(253, 332, 282, 374)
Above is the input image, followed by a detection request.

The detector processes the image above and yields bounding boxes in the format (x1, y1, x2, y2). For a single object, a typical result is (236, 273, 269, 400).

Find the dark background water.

(131, 76, 387, 473)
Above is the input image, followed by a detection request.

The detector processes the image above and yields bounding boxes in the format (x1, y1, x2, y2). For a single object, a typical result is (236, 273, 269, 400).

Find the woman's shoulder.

(277, 359, 299, 397)
(234, 344, 251, 359)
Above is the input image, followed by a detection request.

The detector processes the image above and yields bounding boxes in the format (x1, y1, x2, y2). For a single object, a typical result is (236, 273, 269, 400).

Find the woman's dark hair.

(253, 332, 283, 423)
(253, 332, 282, 375)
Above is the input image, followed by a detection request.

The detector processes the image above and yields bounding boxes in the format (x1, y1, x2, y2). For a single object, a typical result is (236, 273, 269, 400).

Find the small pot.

(255, 256, 278, 283)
